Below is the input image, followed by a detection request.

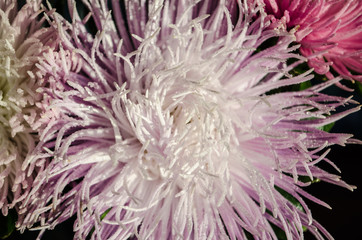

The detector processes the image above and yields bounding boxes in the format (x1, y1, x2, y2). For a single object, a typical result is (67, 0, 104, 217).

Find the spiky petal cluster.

(263, 0, 362, 82)
(18, 0, 358, 239)
(0, 0, 55, 215)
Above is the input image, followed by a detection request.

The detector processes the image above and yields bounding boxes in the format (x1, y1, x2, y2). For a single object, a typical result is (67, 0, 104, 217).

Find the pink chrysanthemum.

(18, 0, 359, 239)
(263, 0, 362, 83)
(0, 0, 55, 215)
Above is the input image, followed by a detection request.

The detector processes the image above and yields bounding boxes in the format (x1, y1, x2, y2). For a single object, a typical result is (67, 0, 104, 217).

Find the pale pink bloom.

(18, 0, 359, 239)
(264, 0, 362, 83)
(0, 0, 55, 215)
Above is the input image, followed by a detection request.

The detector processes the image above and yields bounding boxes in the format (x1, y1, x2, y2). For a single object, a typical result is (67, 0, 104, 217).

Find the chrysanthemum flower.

(18, 0, 359, 239)
(0, 0, 55, 215)
(263, 0, 362, 83)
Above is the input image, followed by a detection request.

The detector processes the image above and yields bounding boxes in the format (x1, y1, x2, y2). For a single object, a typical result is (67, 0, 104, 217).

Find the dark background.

(304, 83, 362, 240)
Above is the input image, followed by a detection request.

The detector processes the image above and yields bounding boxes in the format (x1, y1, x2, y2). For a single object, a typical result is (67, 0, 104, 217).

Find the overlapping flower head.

(263, 0, 362, 84)
(17, 0, 359, 239)
(0, 0, 56, 215)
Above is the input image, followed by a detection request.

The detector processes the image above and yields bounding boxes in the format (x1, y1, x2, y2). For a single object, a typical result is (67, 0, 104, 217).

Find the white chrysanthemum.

(18, 0, 359, 239)
(0, 0, 54, 215)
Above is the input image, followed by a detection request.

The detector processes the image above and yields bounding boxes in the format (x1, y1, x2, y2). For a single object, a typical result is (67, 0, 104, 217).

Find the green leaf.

(298, 80, 312, 91)
(275, 186, 304, 212)
(355, 81, 362, 96)
(318, 122, 335, 132)
(86, 208, 112, 239)
(100, 208, 111, 221)
(273, 185, 311, 237)
(0, 210, 16, 239)
(298, 175, 320, 183)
